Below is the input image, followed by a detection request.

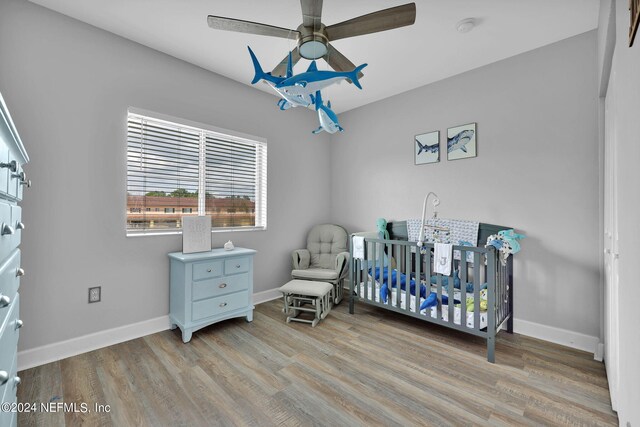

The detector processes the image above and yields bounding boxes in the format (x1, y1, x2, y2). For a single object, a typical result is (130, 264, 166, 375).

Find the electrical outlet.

(88, 286, 101, 303)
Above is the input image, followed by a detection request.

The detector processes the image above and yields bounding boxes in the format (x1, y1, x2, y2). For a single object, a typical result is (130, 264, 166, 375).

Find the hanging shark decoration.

(310, 91, 343, 134)
(247, 46, 367, 134)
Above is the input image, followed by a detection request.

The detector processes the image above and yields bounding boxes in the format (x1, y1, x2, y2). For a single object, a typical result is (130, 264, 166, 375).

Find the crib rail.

(349, 235, 513, 362)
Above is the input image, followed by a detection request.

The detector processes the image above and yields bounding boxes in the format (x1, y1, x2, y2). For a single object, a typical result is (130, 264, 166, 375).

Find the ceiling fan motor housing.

(297, 24, 329, 59)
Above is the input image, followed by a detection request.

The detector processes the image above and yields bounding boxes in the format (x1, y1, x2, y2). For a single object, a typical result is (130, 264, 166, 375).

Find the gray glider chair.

(291, 224, 350, 304)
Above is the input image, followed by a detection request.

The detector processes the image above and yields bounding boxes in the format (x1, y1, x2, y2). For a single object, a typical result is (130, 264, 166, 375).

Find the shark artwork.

(447, 129, 475, 153)
(416, 140, 439, 155)
(248, 46, 312, 110)
(310, 90, 343, 134)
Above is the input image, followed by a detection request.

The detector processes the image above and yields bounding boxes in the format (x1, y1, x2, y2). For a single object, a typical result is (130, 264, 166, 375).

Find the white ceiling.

(28, 0, 599, 113)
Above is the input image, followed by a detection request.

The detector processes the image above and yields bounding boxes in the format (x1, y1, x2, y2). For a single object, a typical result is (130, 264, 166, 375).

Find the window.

(126, 109, 267, 235)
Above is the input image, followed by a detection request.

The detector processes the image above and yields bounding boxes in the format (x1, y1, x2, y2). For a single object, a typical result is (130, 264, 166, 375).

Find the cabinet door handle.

(1, 224, 14, 236)
(16, 319, 23, 330)
(219, 302, 228, 308)
(16, 221, 25, 230)
(0, 294, 10, 307)
(16, 268, 25, 277)
(0, 371, 8, 384)
(219, 283, 227, 288)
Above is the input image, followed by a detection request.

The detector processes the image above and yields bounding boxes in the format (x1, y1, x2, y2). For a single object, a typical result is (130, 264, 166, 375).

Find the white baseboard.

(513, 319, 600, 357)
(252, 287, 281, 305)
(17, 315, 171, 372)
(18, 288, 285, 371)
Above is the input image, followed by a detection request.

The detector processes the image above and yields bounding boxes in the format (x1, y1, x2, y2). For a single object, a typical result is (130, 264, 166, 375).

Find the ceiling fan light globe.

(299, 40, 327, 59)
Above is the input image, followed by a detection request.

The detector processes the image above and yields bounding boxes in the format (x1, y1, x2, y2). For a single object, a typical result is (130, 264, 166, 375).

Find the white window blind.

(126, 111, 267, 235)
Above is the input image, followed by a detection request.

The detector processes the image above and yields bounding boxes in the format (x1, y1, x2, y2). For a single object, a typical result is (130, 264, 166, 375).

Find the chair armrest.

(292, 249, 310, 270)
(335, 251, 351, 279)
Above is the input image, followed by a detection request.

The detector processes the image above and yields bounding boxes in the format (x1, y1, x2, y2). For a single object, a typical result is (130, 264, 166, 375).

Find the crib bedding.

(358, 279, 488, 329)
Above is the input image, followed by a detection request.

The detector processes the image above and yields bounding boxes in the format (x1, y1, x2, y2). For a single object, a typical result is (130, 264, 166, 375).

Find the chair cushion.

(279, 280, 333, 297)
(307, 224, 348, 269)
(291, 268, 339, 281)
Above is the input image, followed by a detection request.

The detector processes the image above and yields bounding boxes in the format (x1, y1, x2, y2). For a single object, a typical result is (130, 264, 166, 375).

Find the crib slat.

(396, 244, 401, 308)
(474, 252, 481, 330)
(448, 259, 455, 324)
(461, 251, 467, 327)
(436, 271, 442, 321)
(380, 242, 386, 305)
(405, 244, 411, 312)
(369, 242, 376, 302)
(415, 247, 421, 313)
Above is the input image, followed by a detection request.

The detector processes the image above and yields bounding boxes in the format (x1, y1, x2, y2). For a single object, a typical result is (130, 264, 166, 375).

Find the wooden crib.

(349, 222, 514, 363)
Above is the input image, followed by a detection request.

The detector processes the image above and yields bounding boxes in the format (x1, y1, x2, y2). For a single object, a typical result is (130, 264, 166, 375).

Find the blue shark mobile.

(248, 46, 366, 133)
(447, 129, 475, 153)
(310, 91, 343, 134)
(248, 47, 311, 110)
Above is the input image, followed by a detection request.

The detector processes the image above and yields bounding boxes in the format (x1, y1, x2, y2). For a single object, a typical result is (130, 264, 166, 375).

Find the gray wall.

(331, 32, 600, 338)
(0, 0, 332, 351)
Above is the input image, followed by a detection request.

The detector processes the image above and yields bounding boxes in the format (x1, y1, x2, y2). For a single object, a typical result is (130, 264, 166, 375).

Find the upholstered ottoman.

(279, 280, 333, 327)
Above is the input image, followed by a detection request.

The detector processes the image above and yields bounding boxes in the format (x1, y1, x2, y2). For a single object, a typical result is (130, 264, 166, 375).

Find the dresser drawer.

(192, 260, 223, 281)
(10, 205, 21, 250)
(192, 290, 249, 322)
(0, 250, 21, 321)
(0, 351, 18, 427)
(6, 154, 24, 201)
(0, 295, 20, 400)
(0, 201, 17, 260)
(192, 273, 249, 301)
(0, 140, 9, 196)
(224, 256, 250, 275)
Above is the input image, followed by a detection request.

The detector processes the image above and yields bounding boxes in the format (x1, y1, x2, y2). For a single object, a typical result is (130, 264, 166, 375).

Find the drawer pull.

(14, 376, 21, 386)
(0, 371, 8, 384)
(16, 268, 25, 277)
(11, 171, 25, 180)
(20, 179, 32, 188)
(219, 283, 227, 288)
(207, 268, 212, 272)
(0, 294, 10, 307)
(16, 319, 23, 330)
(236, 264, 241, 268)
(219, 302, 228, 308)
(1, 224, 14, 236)
(16, 221, 25, 230)
(0, 160, 17, 172)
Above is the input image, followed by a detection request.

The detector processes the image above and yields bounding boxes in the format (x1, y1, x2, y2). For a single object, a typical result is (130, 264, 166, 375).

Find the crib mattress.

(358, 281, 488, 330)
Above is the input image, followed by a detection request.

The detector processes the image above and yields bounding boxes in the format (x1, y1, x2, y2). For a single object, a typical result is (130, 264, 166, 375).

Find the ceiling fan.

(207, 0, 416, 80)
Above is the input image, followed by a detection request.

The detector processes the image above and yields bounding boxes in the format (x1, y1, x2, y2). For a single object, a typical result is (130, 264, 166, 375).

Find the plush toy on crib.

(485, 229, 525, 265)
(376, 218, 390, 240)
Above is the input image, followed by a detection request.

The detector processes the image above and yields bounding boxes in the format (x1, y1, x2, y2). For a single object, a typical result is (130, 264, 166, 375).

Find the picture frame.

(447, 123, 477, 161)
(414, 130, 440, 165)
(631, 0, 640, 46)
(182, 215, 212, 254)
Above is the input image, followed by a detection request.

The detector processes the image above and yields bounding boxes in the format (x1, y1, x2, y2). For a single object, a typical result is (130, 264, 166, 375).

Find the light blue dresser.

(0, 93, 29, 427)
(169, 248, 256, 343)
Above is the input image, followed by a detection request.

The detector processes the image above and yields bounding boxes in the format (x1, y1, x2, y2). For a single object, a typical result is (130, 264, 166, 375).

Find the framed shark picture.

(447, 123, 477, 161)
(415, 130, 440, 165)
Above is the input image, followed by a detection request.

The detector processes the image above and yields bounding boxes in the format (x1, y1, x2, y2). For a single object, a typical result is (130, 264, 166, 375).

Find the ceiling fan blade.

(325, 44, 364, 83)
(207, 15, 299, 40)
(300, 0, 323, 29)
(271, 49, 302, 78)
(325, 3, 416, 41)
